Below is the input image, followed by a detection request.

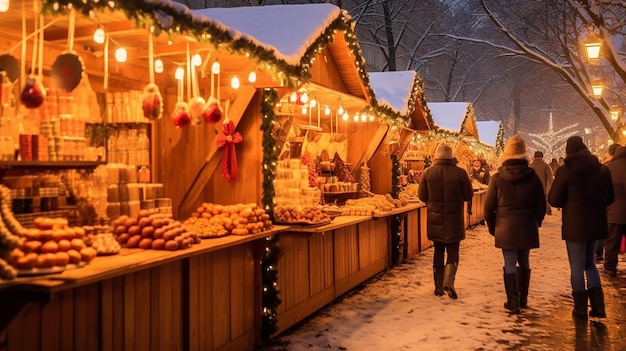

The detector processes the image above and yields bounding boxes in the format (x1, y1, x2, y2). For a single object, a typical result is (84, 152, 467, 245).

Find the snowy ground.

(263, 211, 625, 351)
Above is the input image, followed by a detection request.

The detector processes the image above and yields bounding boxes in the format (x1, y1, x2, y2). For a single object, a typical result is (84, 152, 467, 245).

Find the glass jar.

(138, 165, 151, 183)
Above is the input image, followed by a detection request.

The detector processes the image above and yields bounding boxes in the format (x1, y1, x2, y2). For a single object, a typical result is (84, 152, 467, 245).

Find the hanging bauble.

(51, 52, 84, 92)
(171, 101, 191, 128)
(203, 96, 222, 123)
(142, 83, 163, 120)
(188, 96, 207, 125)
(0, 54, 20, 83)
(20, 75, 45, 109)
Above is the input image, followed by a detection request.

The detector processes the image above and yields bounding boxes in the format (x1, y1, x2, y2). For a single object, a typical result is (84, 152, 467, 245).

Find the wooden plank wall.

(405, 209, 420, 258)
(418, 207, 432, 252)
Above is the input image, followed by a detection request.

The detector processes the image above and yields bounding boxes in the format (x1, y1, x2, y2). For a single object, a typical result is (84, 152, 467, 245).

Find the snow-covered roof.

(476, 120, 502, 147)
(193, 4, 341, 66)
(427, 102, 471, 133)
(369, 71, 417, 115)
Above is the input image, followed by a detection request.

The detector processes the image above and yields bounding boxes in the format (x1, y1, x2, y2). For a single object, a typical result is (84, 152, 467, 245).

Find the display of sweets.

(273, 159, 321, 208)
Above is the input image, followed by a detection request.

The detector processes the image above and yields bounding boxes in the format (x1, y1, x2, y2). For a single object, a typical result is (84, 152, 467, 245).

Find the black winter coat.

(606, 147, 626, 224)
(418, 159, 473, 243)
(548, 149, 615, 242)
(484, 159, 545, 250)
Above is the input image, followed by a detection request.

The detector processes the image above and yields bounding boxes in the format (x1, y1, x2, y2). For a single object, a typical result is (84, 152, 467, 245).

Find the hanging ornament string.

(104, 34, 109, 89)
(67, 8, 75, 52)
(141, 29, 163, 121)
(148, 28, 155, 85)
(38, 14, 44, 81)
(186, 41, 191, 102)
(30, 8, 38, 77)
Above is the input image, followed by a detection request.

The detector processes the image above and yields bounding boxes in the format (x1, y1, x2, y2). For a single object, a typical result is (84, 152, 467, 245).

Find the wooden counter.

(466, 190, 487, 228)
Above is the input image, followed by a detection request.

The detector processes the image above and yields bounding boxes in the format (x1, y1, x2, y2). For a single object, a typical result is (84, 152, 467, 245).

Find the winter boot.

(443, 263, 458, 299)
(517, 267, 531, 308)
(588, 286, 606, 318)
(433, 267, 444, 296)
(572, 291, 588, 320)
(503, 271, 520, 314)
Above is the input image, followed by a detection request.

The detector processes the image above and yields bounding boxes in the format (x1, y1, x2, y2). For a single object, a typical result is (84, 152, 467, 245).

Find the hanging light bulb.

(0, 0, 9, 12)
(231, 76, 240, 89)
(154, 58, 164, 73)
(301, 106, 308, 115)
(211, 61, 220, 74)
(369, 114, 375, 122)
(310, 97, 317, 108)
(93, 26, 105, 44)
(248, 71, 257, 83)
(342, 113, 349, 121)
(300, 91, 309, 103)
(361, 114, 367, 122)
(337, 102, 345, 116)
(324, 105, 331, 115)
(290, 92, 298, 103)
(115, 47, 127, 62)
(175, 67, 184, 80)
(191, 53, 202, 67)
(353, 114, 359, 122)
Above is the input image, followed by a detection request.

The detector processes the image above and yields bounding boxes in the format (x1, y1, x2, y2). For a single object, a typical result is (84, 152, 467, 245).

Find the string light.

(115, 47, 127, 62)
(289, 92, 297, 103)
(248, 71, 257, 83)
(0, 0, 8, 12)
(353, 114, 359, 122)
(324, 105, 331, 115)
(337, 100, 345, 115)
(93, 26, 105, 44)
(342, 112, 348, 121)
(361, 114, 366, 122)
(528, 112, 579, 160)
(231, 76, 240, 89)
(211, 61, 220, 74)
(301, 106, 307, 114)
(175, 67, 184, 80)
(191, 53, 202, 66)
(300, 91, 308, 103)
(369, 114, 375, 122)
(154, 58, 164, 73)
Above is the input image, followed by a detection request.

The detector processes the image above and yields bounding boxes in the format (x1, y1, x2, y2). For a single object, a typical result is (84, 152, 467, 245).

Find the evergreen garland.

(391, 214, 402, 265)
(390, 153, 401, 199)
(260, 88, 280, 342)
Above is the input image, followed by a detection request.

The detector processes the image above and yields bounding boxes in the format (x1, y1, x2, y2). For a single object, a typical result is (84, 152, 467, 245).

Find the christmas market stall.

(366, 70, 432, 259)
(424, 102, 486, 227)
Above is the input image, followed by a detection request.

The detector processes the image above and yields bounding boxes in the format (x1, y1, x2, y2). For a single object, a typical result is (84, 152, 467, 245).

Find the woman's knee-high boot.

(433, 267, 444, 296)
(572, 291, 588, 320)
(443, 263, 458, 299)
(588, 286, 606, 318)
(503, 269, 520, 314)
(517, 267, 530, 308)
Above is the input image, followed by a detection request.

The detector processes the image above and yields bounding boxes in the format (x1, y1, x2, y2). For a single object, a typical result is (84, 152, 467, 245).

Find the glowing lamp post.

(610, 104, 622, 122)
(591, 78, 603, 98)
(583, 32, 602, 64)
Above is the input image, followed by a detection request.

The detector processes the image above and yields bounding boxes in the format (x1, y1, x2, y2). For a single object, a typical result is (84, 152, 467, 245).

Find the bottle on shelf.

(104, 93, 114, 124)
(137, 124, 150, 166)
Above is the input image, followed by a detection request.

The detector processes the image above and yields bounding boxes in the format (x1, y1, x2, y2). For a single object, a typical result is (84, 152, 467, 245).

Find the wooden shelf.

(0, 161, 106, 171)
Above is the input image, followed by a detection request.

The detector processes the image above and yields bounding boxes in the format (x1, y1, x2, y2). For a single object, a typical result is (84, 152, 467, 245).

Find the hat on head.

(565, 136, 587, 155)
(434, 144, 454, 160)
(533, 151, 543, 158)
(608, 143, 621, 155)
(500, 135, 528, 162)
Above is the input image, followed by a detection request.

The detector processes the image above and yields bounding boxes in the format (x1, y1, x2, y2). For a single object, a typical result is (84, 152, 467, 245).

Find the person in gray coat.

(419, 144, 473, 299)
(603, 146, 626, 277)
(485, 136, 545, 313)
(548, 136, 614, 320)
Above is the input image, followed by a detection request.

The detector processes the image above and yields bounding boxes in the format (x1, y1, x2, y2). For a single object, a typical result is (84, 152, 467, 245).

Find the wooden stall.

(475, 120, 505, 169)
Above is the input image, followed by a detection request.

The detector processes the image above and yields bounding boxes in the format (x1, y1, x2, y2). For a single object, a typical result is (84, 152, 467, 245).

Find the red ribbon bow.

(216, 120, 243, 180)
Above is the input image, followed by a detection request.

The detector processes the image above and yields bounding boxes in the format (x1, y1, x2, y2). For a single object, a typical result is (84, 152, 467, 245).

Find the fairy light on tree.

(528, 113, 579, 160)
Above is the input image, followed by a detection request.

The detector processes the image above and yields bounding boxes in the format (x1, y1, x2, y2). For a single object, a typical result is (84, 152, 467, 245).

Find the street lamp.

(583, 32, 602, 64)
(591, 78, 604, 97)
(610, 104, 622, 122)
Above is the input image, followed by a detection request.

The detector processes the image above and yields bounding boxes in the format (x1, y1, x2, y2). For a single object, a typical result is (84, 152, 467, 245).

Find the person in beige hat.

(485, 135, 545, 313)
(419, 144, 473, 299)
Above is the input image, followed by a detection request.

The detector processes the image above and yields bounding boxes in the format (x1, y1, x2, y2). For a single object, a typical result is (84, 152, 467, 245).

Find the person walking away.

(549, 158, 560, 176)
(597, 143, 622, 262)
(530, 151, 553, 215)
(604, 145, 626, 277)
(548, 136, 614, 320)
(484, 136, 545, 314)
(470, 159, 491, 185)
(419, 144, 473, 299)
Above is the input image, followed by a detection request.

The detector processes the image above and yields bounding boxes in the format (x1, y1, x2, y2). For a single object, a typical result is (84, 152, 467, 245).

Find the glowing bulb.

(310, 98, 317, 108)
(0, 0, 9, 12)
(115, 48, 127, 62)
(324, 105, 331, 115)
(342, 113, 349, 121)
(93, 27, 105, 44)
(337, 104, 345, 115)
(361, 114, 366, 122)
(290, 92, 298, 103)
(231, 76, 240, 89)
(175, 67, 184, 80)
(211, 61, 220, 74)
(191, 54, 202, 67)
(248, 71, 257, 83)
(369, 115, 375, 122)
(353, 114, 359, 122)
(301, 106, 307, 114)
(300, 92, 308, 103)
(154, 58, 164, 73)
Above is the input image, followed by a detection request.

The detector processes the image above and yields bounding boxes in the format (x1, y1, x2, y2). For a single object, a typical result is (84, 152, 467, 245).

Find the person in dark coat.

(603, 146, 626, 277)
(548, 136, 614, 320)
(419, 144, 473, 299)
(529, 151, 553, 215)
(596, 143, 621, 262)
(469, 159, 490, 185)
(485, 136, 545, 313)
